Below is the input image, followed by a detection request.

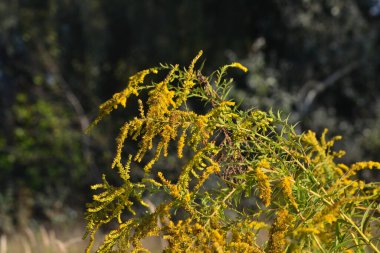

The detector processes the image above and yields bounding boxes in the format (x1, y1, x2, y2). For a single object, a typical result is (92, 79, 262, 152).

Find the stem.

(312, 233, 326, 253)
(303, 186, 380, 253)
(184, 188, 237, 252)
(205, 188, 237, 227)
(340, 212, 380, 253)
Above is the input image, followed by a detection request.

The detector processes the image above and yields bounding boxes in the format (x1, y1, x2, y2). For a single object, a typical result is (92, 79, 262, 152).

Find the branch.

(297, 60, 362, 118)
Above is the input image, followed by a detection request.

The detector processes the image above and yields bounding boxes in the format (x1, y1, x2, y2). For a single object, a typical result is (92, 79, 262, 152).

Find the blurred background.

(1, 0, 380, 252)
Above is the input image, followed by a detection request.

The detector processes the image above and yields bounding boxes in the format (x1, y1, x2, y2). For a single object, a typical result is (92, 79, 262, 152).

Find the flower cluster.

(84, 52, 380, 253)
(266, 209, 293, 253)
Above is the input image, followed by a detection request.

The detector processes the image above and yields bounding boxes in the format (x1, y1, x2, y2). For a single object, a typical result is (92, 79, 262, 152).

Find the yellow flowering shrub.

(84, 51, 380, 252)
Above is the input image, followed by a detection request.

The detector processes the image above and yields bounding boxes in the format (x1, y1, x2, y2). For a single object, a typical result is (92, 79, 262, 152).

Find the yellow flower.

(143, 178, 162, 187)
(248, 221, 269, 230)
(88, 68, 155, 127)
(281, 176, 298, 210)
(175, 51, 203, 107)
(255, 167, 271, 207)
(138, 99, 145, 118)
(195, 161, 221, 190)
(257, 159, 270, 169)
(266, 209, 293, 253)
(177, 130, 187, 158)
(211, 229, 224, 245)
(323, 213, 338, 224)
(220, 101, 236, 106)
(161, 125, 175, 157)
(351, 161, 380, 171)
(293, 227, 321, 236)
(229, 62, 248, 72)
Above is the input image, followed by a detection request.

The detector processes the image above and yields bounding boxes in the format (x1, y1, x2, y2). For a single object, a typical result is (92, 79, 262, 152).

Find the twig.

(297, 61, 362, 118)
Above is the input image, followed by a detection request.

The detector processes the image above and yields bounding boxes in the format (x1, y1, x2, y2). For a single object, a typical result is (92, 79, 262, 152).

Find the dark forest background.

(1, 0, 380, 236)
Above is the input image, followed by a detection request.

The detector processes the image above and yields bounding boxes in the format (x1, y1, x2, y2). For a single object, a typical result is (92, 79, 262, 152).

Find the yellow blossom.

(143, 178, 162, 187)
(161, 125, 176, 157)
(293, 227, 321, 236)
(351, 161, 380, 172)
(211, 230, 224, 245)
(138, 99, 145, 118)
(112, 118, 143, 169)
(281, 176, 298, 210)
(220, 101, 236, 106)
(266, 209, 293, 253)
(229, 62, 248, 72)
(86, 68, 157, 132)
(175, 50, 203, 107)
(84, 52, 380, 253)
(257, 159, 270, 169)
(248, 221, 269, 230)
(157, 172, 181, 200)
(177, 129, 187, 158)
(302, 130, 324, 155)
(255, 167, 271, 207)
(195, 161, 221, 191)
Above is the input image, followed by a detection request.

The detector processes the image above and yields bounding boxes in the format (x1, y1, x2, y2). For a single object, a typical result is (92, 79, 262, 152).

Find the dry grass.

(0, 224, 171, 253)
(0, 225, 90, 253)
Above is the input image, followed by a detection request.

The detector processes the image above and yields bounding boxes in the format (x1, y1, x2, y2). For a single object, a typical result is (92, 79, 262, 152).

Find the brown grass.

(0, 225, 90, 253)
(0, 224, 171, 253)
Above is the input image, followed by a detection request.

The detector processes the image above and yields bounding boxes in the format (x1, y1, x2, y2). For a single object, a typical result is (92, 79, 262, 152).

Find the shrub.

(84, 51, 380, 252)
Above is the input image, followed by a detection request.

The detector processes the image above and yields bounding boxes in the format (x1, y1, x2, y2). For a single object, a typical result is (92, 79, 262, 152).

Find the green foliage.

(0, 88, 88, 232)
(0, 92, 86, 190)
(85, 52, 380, 252)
